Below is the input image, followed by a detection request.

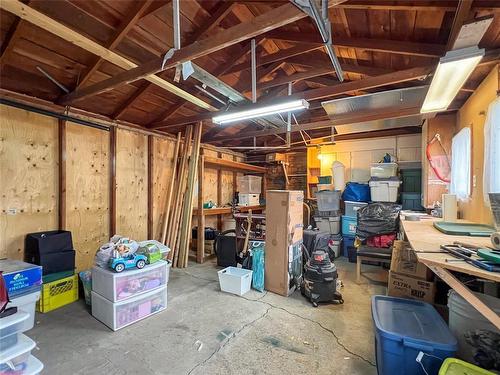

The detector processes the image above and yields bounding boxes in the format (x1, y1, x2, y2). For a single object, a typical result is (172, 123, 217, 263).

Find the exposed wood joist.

(264, 31, 446, 57)
(0, 0, 216, 110)
(76, 0, 154, 89)
(112, 81, 151, 119)
(0, 18, 21, 60)
(56, 1, 348, 105)
(447, 0, 474, 50)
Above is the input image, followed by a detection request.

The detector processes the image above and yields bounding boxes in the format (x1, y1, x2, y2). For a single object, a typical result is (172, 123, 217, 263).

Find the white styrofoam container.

(217, 267, 253, 296)
(238, 193, 260, 207)
(370, 163, 398, 178)
(0, 334, 36, 371)
(91, 285, 167, 331)
(314, 216, 341, 234)
(369, 180, 401, 202)
(92, 260, 169, 302)
(7, 291, 41, 332)
(237, 175, 262, 194)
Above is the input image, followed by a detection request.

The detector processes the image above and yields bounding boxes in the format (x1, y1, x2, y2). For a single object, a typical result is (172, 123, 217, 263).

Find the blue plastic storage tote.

(342, 235, 355, 258)
(342, 215, 357, 236)
(342, 182, 370, 202)
(372, 296, 457, 375)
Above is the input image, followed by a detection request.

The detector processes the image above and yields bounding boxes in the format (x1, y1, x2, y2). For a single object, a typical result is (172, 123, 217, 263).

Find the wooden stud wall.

(0, 105, 58, 260)
(0, 104, 241, 268)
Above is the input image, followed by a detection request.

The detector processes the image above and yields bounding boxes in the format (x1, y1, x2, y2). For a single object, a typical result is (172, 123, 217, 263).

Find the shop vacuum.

(301, 248, 344, 307)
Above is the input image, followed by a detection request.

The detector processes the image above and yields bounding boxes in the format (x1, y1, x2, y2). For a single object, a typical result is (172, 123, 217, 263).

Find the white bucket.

(448, 290, 500, 365)
(218, 267, 253, 296)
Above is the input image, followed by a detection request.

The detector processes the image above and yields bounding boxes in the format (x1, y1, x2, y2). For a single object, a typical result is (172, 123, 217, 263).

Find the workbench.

(401, 218, 500, 330)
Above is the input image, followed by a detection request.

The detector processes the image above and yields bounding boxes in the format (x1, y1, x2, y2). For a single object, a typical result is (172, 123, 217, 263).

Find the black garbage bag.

(356, 202, 402, 240)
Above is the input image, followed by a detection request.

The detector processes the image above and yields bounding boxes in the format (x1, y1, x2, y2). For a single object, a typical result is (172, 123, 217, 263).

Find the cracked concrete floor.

(30, 258, 387, 375)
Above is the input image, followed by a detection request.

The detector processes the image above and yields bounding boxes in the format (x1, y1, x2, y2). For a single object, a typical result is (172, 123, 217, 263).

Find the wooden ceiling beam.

(112, 81, 151, 119)
(265, 31, 446, 57)
(76, 0, 154, 89)
(0, 0, 215, 110)
(447, 0, 474, 50)
(56, 1, 349, 105)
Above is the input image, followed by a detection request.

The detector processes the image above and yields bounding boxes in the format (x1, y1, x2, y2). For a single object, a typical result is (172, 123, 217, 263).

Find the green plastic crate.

(400, 169, 422, 193)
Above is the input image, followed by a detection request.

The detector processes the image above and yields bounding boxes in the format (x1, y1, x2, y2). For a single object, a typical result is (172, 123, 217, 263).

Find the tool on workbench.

(440, 245, 500, 272)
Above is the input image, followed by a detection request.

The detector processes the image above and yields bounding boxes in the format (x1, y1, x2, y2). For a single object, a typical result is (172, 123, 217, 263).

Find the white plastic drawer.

(92, 260, 169, 302)
(91, 285, 167, 331)
(0, 334, 36, 373)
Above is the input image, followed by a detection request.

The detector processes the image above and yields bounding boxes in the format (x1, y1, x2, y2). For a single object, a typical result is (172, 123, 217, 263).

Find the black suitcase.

(25, 230, 73, 255)
(25, 250, 75, 275)
(215, 231, 237, 267)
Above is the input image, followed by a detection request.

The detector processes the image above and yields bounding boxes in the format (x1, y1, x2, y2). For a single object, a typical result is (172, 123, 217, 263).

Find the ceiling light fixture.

(212, 99, 309, 125)
(421, 46, 484, 114)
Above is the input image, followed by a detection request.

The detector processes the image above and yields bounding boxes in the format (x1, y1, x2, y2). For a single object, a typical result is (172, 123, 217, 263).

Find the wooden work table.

(401, 218, 500, 329)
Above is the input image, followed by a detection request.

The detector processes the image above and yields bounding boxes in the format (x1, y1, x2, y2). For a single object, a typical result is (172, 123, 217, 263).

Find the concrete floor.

(30, 258, 387, 375)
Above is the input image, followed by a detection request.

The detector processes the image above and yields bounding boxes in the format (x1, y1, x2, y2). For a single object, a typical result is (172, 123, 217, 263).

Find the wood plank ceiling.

(1, 0, 499, 147)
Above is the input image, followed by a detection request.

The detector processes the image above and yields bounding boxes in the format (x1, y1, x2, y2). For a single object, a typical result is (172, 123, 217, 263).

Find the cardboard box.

(390, 240, 433, 281)
(388, 271, 436, 303)
(238, 193, 260, 206)
(265, 190, 303, 296)
(266, 153, 286, 162)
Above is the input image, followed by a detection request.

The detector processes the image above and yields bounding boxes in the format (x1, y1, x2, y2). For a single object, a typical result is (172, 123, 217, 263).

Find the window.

(450, 127, 471, 201)
(483, 97, 500, 203)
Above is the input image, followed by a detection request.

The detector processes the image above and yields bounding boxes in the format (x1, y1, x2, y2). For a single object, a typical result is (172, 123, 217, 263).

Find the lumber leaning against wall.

(0, 104, 243, 269)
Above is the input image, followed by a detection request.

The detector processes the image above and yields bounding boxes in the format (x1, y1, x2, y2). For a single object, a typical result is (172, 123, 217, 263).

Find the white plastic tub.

(314, 216, 340, 234)
(92, 260, 169, 302)
(238, 193, 260, 206)
(0, 334, 36, 372)
(237, 175, 262, 194)
(0, 311, 30, 340)
(448, 290, 500, 365)
(369, 179, 401, 202)
(91, 285, 167, 331)
(370, 163, 398, 178)
(7, 291, 41, 332)
(218, 267, 253, 296)
(6, 355, 44, 375)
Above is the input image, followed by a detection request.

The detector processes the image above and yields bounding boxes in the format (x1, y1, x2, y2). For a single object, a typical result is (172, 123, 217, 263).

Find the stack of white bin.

(91, 260, 170, 331)
(1, 260, 44, 374)
(237, 175, 262, 206)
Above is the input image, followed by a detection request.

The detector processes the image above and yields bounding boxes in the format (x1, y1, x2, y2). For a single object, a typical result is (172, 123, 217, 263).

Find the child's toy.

(109, 253, 147, 273)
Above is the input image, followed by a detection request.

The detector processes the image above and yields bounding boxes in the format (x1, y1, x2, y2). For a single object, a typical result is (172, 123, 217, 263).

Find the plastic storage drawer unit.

(0, 334, 36, 373)
(92, 260, 169, 302)
(91, 285, 168, 331)
(314, 216, 340, 234)
(237, 175, 262, 194)
(7, 291, 41, 332)
(344, 201, 368, 218)
(342, 215, 357, 236)
(0, 311, 30, 350)
(37, 274, 78, 313)
(372, 295, 457, 375)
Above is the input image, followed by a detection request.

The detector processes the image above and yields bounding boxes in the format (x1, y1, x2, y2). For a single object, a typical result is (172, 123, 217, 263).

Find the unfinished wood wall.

(0, 104, 241, 269)
(65, 122, 109, 270)
(0, 105, 58, 260)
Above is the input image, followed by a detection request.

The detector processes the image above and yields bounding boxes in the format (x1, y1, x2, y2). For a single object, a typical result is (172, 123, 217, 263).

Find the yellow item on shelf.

(37, 274, 79, 313)
(439, 358, 495, 375)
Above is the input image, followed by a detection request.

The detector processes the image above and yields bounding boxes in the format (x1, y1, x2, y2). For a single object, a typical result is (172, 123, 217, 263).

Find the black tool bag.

(214, 230, 237, 267)
(191, 227, 220, 241)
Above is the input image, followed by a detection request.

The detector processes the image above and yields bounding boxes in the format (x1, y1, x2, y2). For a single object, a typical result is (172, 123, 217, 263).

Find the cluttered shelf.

(204, 156, 267, 173)
(193, 205, 265, 216)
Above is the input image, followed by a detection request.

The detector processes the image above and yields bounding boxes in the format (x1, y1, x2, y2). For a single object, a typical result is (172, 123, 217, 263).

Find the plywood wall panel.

(221, 152, 234, 206)
(0, 105, 58, 260)
(152, 137, 175, 240)
(116, 128, 148, 240)
(65, 122, 109, 271)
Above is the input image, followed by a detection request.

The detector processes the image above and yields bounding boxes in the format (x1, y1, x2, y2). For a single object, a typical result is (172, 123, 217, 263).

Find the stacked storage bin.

(25, 231, 78, 312)
(1, 260, 44, 374)
(342, 201, 367, 262)
(313, 190, 342, 258)
(91, 260, 170, 331)
(400, 168, 424, 210)
(237, 175, 262, 206)
(369, 163, 401, 202)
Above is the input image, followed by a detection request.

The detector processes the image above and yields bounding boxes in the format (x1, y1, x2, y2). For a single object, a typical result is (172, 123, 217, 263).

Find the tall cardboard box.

(265, 190, 303, 296)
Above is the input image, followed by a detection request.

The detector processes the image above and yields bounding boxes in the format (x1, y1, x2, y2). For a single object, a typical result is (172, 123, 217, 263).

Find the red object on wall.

(367, 234, 397, 248)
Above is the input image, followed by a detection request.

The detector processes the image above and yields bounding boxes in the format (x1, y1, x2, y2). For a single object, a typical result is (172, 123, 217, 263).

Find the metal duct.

(334, 115, 424, 135)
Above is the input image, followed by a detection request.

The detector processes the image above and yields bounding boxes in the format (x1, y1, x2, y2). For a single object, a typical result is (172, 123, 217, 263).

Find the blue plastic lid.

(372, 296, 457, 351)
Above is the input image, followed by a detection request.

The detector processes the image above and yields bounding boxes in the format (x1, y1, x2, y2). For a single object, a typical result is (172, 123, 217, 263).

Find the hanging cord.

(426, 133, 451, 183)
(417, 352, 446, 375)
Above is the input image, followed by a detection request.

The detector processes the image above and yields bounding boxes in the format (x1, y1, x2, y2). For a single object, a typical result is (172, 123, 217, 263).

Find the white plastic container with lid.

(237, 175, 262, 194)
(313, 216, 341, 234)
(370, 163, 398, 178)
(369, 178, 401, 202)
(92, 260, 169, 303)
(238, 193, 260, 206)
(7, 291, 41, 332)
(0, 334, 36, 372)
(0, 310, 30, 340)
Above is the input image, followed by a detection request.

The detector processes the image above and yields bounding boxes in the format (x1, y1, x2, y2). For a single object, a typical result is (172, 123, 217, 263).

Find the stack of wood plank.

(160, 122, 203, 268)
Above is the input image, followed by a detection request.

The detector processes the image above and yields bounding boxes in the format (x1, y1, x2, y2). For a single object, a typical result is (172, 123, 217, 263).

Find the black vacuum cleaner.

(301, 248, 344, 307)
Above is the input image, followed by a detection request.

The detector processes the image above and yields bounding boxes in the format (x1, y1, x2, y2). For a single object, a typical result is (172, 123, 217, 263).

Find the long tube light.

(421, 46, 484, 114)
(212, 99, 309, 125)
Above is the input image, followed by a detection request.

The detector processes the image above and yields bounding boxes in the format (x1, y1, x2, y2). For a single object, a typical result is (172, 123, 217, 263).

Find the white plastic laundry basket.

(217, 267, 253, 296)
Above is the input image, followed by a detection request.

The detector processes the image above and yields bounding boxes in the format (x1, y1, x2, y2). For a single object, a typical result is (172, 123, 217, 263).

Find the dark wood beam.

(188, 2, 235, 42)
(447, 0, 474, 50)
(58, 1, 348, 105)
(112, 81, 151, 119)
(76, 0, 154, 89)
(0, 18, 21, 59)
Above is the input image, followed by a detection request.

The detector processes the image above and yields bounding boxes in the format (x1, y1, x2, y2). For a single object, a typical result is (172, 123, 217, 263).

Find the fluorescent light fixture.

(212, 99, 309, 125)
(421, 46, 484, 114)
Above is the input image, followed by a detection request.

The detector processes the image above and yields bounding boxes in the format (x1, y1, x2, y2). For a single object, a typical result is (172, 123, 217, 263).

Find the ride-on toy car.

(110, 253, 147, 273)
